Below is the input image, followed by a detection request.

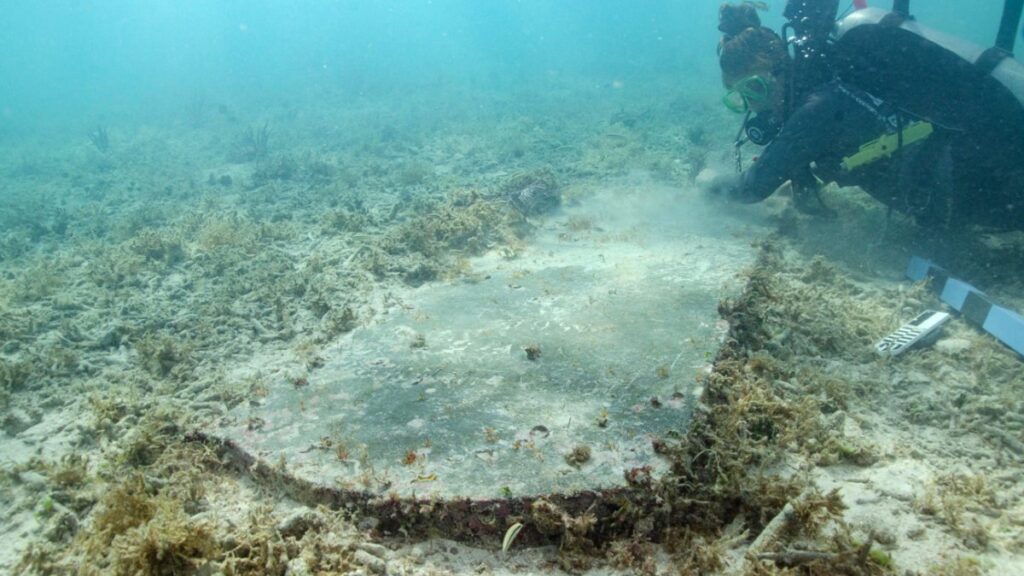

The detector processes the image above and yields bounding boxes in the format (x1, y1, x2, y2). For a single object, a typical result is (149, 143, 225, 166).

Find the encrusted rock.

(356, 541, 389, 559)
(17, 470, 49, 491)
(276, 508, 326, 539)
(285, 557, 313, 576)
(44, 509, 78, 543)
(935, 337, 972, 356)
(3, 407, 41, 436)
(357, 516, 380, 532)
(353, 548, 388, 574)
(501, 169, 560, 216)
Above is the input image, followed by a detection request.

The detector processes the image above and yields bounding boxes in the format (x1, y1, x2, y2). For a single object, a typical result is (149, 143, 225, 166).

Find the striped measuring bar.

(906, 256, 1024, 358)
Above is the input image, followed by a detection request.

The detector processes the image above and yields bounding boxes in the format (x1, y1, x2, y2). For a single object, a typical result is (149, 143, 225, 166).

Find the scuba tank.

(783, 0, 839, 102)
(833, 7, 1024, 133)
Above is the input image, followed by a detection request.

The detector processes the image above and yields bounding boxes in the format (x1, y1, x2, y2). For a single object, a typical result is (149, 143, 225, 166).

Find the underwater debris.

(685, 146, 708, 184)
(501, 522, 524, 555)
(564, 444, 592, 468)
(524, 344, 542, 361)
(529, 425, 550, 438)
(528, 498, 599, 572)
(409, 332, 427, 349)
(501, 168, 560, 216)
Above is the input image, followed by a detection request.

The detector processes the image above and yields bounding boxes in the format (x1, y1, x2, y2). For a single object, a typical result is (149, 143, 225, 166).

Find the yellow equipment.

(840, 121, 934, 172)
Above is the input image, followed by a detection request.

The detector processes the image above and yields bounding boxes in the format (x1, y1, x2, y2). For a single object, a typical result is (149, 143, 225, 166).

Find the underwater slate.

(209, 183, 769, 499)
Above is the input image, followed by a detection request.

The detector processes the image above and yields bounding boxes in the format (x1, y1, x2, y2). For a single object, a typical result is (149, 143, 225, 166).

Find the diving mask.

(723, 75, 773, 114)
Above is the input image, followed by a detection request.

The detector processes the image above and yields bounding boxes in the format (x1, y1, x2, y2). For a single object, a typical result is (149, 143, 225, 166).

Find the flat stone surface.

(210, 178, 769, 499)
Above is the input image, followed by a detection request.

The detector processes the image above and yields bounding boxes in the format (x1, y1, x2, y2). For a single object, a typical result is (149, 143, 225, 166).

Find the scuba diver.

(705, 0, 1024, 232)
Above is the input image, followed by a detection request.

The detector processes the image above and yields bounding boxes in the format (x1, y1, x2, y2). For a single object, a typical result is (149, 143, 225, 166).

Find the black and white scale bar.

(906, 256, 1024, 358)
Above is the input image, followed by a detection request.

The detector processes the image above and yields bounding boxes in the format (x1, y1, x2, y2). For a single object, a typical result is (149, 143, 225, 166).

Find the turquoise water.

(2, 2, 1011, 132)
(2, 1, 723, 131)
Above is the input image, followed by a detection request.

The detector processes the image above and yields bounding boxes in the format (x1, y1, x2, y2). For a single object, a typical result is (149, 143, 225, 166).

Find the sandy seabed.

(1, 79, 1023, 575)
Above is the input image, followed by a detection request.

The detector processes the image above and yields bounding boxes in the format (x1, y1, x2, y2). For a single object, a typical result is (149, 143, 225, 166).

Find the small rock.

(935, 338, 972, 356)
(906, 526, 926, 540)
(872, 526, 897, 546)
(285, 557, 313, 576)
(694, 168, 718, 188)
(825, 410, 847, 432)
(17, 470, 49, 490)
(905, 371, 931, 384)
(358, 516, 380, 532)
(276, 509, 325, 539)
(408, 544, 426, 563)
(353, 549, 388, 574)
(190, 401, 226, 416)
(356, 542, 388, 559)
(44, 509, 78, 543)
(95, 328, 123, 350)
(564, 444, 592, 468)
(39, 396, 64, 410)
(3, 408, 40, 436)
(878, 481, 916, 502)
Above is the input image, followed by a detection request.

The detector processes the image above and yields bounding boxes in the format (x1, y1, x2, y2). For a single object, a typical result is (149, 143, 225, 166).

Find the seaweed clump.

(371, 189, 527, 286)
(529, 498, 600, 572)
(129, 229, 186, 267)
(51, 473, 217, 576)
(135, 332, 193, 379)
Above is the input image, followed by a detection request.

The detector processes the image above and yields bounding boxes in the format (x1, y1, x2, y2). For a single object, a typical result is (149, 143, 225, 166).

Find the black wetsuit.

(722, 80, 1024, 231)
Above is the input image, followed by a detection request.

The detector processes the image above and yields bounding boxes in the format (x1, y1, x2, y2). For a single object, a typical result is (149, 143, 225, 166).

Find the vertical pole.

(893, 0, 910, 16)
(995, 0, 1024, 53)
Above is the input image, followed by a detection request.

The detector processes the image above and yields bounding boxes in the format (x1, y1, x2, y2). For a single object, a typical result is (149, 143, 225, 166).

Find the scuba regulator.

(744, 112, 781, 146)
(782, 0, 839, 95)
(732, 111, 781, 172)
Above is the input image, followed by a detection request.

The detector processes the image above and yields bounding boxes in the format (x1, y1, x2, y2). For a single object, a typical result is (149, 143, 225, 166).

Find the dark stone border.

(184, 429, 675, 547)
